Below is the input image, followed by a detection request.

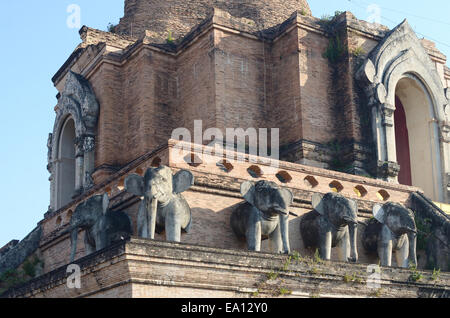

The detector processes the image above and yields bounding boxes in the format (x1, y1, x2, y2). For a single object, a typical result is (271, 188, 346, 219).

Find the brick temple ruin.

(1, 0, 449, 298)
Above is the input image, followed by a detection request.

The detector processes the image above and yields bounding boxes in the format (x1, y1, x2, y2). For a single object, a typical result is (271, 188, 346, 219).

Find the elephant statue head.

(241, 180, 293, 218)
(369, 202, 417, 268)
(125, 165, 194, 242)
(67, 193, 132, 263)
(231, 180, 293, 254)
(301, 192, 358, 262)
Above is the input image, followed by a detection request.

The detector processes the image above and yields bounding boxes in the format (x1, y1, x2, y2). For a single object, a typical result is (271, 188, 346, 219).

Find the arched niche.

(48, 71, 100, 211)
(395, 75, 444, 200)
(57, 117, 76, 208)
(356, 20, 450, 202)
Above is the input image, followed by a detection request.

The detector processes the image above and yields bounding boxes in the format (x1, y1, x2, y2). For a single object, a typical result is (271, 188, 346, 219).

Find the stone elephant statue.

(125, 165, 194, 242)
(300, 193, 358, 262)
(230, 180, 293, 254)
(67, 193, 133, 263)
(363, 202, 417, 268)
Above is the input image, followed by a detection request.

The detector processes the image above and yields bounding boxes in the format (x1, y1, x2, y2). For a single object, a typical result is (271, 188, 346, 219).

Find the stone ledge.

(2, 238, 449, 298)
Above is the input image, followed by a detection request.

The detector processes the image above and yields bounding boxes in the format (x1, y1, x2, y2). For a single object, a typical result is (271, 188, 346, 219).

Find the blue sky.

(0, 0, 448, 247)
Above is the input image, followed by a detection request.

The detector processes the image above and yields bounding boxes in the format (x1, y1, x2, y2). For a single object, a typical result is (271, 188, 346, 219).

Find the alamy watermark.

(171, 120, 281, 168)
(367, 4, 381, 24)
(366, 264, 381, 289)
(67, 4, 81, 29)
(67, 264, 81, 289)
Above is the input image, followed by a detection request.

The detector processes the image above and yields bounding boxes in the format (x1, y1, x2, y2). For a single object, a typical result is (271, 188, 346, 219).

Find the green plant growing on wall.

(351, 46, 366, 57)
(319, 14, 333, 25)
(309, 266, 322, 276)
(282, 255, 293, 272)
(0, 255, 43, 295)
(416, 217, 432, 250)
(267, 271, 279, 280)
(343, 272, 365, 284)
(370, 288, 384, 298)
(0, 269, 27, 295)
(319, 11, 343, 26)
(323, 35, 346, 63)
(431, 268, 441, 281)
(167, 30, 175, 44)
(279, 288, 292, 296)
(107, 23, 117, 33)
(291, 251, 301, 262)
(313, 249, 323, 264)
(408, 263, 423, 282)
(23, 256, 43, 278)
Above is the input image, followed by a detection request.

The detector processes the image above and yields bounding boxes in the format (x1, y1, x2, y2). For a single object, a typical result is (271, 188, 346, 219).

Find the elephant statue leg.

(379, 225, 393, 266)
(95, 228, 107, 252)
(165, 213, 182, 242)
(396, 235, 410, 268)
(318, 218, 332, 260)
(320, 230, 333, 260)
(84, 230, 95, 256)
(268, 215, 290, 254)
(407, 232, 417, 267)
(70, 229, 79, 263)
(246, 214, 262, 252)
(279, 214, 290, 254)
(337, 228, 350, 262)
(137, 201, 149, 238)
(269, 223, 284, 254)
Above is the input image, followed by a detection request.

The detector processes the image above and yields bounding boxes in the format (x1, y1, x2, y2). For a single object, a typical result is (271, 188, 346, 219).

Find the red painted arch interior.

(394, 96, 412, 186)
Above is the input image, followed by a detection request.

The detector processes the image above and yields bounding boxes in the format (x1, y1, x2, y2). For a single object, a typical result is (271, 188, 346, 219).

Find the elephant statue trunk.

(408, 231, 418, 267)
(145, 197, 159, 240)
(70, 227, 79, 263)
(348, 222, 358, 263)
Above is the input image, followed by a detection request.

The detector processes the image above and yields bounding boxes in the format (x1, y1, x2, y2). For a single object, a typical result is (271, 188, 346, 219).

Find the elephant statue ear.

(241, 181, 256, 206)
(280, 188, 294, 206)
(173, 169, 194, 194)
(125, 174, 145, 197)
(102, 193, 110, 215)
(373, 204, 385, 223)
(311, 193, 325, 215)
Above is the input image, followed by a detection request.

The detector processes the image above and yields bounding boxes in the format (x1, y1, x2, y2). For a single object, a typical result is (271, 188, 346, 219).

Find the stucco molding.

(356, 20, 449, 191)
(47, 71, 100, 211)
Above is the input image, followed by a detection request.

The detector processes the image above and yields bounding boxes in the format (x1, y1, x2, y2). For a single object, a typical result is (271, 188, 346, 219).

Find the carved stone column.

(74, 137, 85, 196)
(47, 133, 55, 212)
(441, 123, 450, 202)
(380, 103, 398, 173)
(377, 161, 401, 182)
(83, 135, 96, 190)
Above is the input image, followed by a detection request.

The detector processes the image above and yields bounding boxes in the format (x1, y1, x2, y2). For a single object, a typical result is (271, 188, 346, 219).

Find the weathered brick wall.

(51, 3, 449, 182)
(5, 239, 449, 298)
(297, 26, 335, 146)
(213, 29, 268, 132)
(115, 0, 312, 40)
(37, 142, 426, 275)
(175, 29, 217, 135)
(269, 25, 302, 146)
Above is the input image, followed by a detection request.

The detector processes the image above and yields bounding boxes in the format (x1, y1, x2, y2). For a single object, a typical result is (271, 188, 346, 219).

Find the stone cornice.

(3, 238, 449, 298)
(53, 9, 393, 87)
